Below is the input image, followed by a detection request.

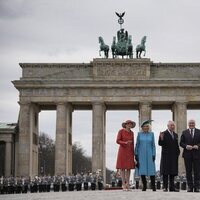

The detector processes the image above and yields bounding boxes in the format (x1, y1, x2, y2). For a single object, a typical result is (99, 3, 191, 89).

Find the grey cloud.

(0, 0, 33, 19)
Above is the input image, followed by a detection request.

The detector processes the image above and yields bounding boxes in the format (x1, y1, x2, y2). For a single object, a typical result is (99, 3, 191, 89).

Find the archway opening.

(106, 110, 139, 184)
(72, 110, 92, 175)
(39, 110, 56, 176)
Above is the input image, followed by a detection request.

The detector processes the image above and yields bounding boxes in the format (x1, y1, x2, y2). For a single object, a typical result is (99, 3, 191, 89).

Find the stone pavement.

(0, 190, 199, 200)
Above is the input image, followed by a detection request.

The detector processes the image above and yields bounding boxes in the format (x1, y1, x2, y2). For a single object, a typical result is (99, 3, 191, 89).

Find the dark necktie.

(170, 131, 174, 139)
(191, 129, 194, 138)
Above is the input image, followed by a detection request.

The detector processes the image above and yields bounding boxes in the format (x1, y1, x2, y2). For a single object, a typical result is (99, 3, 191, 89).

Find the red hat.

(122, 120, 136, 128)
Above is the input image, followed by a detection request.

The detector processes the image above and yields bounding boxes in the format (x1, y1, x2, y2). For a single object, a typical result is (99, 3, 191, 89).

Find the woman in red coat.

(116, 120, 136, 191)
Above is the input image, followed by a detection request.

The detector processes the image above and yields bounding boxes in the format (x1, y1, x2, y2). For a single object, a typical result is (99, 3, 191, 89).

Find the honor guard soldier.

(15, 177, 22, 194)
(110, 171, 116, 187)
(8, 177, 15, 194)
(76, 173, 82, 191)
(38, 177, 43, 192)
(21, 176, 28, 193)
(30, 178, 34, 193)
(53, 176, 60, 192)
(0, 176, 4, 194)
(181, 175, 187, 190)
(90, 173, 97, 190)
(175, 176, 180, 191)
(68, 175, 75, 191)
(135, 176, 140, 189)
(116, 174, 122, 187)
(97, 174, 103, 190)
(156, 176, 161, 190)
(96, 170, 103, 190)
(61, 175, 67, 192)
(46, 176, 51, 192)
(83, 173, 90, 190)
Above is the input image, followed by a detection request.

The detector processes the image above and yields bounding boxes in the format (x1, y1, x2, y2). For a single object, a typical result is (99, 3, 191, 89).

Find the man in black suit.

(159, 121, 180, 192)
(180, 119, 200, 192)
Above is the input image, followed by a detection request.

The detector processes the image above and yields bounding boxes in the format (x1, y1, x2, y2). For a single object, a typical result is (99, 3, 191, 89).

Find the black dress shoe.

(187, 188, 193, 192)
(142, 188, 146, 191)
(194, 188, 200, 193)
(163, 188, 168, 192)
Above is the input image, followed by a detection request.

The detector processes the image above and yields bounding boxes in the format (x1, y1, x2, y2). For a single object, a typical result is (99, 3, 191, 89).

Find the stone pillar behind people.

(55, 102, 72, 175)
(92, 102, 106, 182)
(172, 101, 187, 174)
(5, 141, 12, 177)
(139, 102, 152, 126)
(17, 102, 39, 176)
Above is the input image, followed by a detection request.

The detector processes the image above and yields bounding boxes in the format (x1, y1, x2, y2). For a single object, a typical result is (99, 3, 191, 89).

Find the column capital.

(56, 101, 67, 106)
(139, 101, 152, 108)
(18, 101, 31, 106)
(56, 102, 73, 112)
(92, 101, 106, 110)
(172, 101, 187, 111)
(175, 101, 188, 105)
(55, 102, 72, 106)
(92, 101, 105, 105)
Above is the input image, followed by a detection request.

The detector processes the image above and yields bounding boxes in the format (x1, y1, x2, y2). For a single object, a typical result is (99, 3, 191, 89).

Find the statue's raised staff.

(98, 36, 109, 58)
(111, 12, 133, 58)
(136, 36, 147, 59)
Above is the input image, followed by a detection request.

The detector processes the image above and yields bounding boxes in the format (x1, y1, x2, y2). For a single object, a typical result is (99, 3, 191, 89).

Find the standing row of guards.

(0, 173, 104, 195)
(110, 171, 187, 190)
(116, 119, 200, 192)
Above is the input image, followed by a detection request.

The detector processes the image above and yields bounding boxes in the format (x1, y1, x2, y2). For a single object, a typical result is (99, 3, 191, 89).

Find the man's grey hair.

(167, 120, 175, 126)
(188, 119, 196, 124)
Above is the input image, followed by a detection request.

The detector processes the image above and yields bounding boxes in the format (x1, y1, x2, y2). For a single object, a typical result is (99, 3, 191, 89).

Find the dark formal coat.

(158, 130, 180, 175)
(180, 128, 200, 160)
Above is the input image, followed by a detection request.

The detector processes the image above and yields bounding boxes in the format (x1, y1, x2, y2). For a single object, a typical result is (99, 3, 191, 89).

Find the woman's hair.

(141, 124, 151, 131)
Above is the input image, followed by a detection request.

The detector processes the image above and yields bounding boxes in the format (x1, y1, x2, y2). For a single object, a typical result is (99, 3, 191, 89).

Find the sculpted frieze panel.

(95, 65, 147, 77)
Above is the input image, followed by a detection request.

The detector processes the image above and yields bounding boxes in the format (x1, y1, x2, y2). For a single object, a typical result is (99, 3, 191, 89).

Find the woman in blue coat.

(135, 120, 156, 191)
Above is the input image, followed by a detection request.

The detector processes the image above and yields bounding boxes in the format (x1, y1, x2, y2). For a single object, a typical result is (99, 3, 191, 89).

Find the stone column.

(55, 103, 72, 175)
(30, 104, 40, 176)
(65, 104, 73, 175)
(5, 141, 12, 176)
(172, 101, 187, 174)
(17, 102, 32, 176)
(139, 101, 152, 127)
(92, 102, 106, 180)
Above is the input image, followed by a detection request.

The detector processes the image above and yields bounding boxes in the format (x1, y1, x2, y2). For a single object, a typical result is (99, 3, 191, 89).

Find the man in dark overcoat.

(159, 120, 180, 192)
(180, 119, 200, 192)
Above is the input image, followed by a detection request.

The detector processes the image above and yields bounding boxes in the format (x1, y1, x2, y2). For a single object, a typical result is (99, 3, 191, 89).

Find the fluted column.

(66, 103, 73, 175)
(5, 141, 12, 176)
(139, 101, 152, 127)
(172, 101, 187, 174)
(17, 102, 32, 176)
(92, 102, 106, 179)
(55, 102, 72, 175)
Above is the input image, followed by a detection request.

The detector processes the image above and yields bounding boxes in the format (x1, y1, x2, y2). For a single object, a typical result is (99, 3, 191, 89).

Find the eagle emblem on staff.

(115, 12, 125, 27)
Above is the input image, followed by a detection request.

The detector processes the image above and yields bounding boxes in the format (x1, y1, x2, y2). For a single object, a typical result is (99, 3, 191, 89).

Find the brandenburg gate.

(12, 58, 200, 179)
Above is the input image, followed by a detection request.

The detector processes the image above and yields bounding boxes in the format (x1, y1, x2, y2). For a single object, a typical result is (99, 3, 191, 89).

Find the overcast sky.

(1, 0, 200, 174)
